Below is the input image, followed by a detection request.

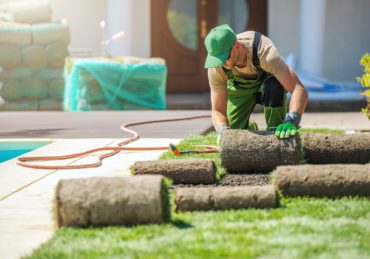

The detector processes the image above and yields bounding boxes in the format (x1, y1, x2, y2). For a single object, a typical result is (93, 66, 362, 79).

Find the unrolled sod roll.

(175, 185, 278, 211)
(221, 130, 302, 173)
(272, 164, 370, 197)
(302, 133, 370, 164)
(133, 159, 216, 184)
(55, 175, 171, 227)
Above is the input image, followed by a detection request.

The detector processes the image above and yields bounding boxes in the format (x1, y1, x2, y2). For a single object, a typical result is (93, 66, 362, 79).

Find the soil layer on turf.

(173, 174, 269, 188)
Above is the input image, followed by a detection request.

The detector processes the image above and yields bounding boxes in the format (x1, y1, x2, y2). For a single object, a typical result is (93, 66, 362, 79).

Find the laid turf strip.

(133, 159, 216, 184)
(175, 185, 278, 211)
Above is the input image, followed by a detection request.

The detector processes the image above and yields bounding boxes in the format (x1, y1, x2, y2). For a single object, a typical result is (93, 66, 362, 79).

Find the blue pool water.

(0, 141, 49, 163)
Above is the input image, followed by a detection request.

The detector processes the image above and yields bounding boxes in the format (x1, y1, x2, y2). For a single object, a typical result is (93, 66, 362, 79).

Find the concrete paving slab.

(0, 111, 212, 139)
(0, 137, 180, 259)
(0, 139, 118, 199)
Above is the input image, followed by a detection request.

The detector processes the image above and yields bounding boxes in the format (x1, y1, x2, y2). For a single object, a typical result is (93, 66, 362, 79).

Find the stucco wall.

(323, 0, 370, 81)
(130, 0, 150, 57)
(51, 0, 106, 56)
(51, 0, 150, 57)
(268, 0, 300, 61)
(268, 0, 370, 82)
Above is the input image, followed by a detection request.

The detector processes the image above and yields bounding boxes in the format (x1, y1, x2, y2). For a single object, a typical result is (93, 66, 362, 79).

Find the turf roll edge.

(133, 159, 216, 184)
(302, 133, 370, 164)
(221, 130, 302, 173)
(55, 175, 170, 227)
(175, 185, 278, 211)
(272, 164, 370, 197)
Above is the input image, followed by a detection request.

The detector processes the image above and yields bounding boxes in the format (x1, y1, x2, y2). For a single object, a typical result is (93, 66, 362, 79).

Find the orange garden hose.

(16, 115, 219, 170)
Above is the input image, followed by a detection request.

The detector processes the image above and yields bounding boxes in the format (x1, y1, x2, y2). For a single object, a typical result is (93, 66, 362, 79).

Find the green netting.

(63, 59, 167, 111)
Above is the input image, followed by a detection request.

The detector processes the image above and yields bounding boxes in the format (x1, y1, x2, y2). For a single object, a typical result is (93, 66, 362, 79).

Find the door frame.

(151, 0, 268, 93)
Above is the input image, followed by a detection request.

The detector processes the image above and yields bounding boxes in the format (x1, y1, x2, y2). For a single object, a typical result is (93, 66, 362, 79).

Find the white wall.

(300, 0, 326, 76)
(50, 0, 150, 57)
(50, 0, 107, 56)
(323, 0, 370, 81)
(268, 0, 370, 82)
(106, 0, 150, 57)
(268, 0, 300, 60)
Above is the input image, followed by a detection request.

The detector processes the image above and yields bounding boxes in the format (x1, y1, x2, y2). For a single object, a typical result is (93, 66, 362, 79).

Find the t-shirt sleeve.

(258, 35, 289, 78)
(208, 67, 228, 91)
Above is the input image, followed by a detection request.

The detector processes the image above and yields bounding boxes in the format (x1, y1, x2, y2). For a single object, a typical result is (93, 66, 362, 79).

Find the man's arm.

(274, 66, 308, 138)
(277, 66, 308, 115)
(211, 87, 229, 130)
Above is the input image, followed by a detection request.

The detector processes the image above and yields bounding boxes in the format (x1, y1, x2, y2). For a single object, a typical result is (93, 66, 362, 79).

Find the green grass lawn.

(27, 129, 370, 259)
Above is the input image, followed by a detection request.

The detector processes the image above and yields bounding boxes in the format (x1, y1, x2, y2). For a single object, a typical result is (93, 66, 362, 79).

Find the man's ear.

(234, 41, 240, 49)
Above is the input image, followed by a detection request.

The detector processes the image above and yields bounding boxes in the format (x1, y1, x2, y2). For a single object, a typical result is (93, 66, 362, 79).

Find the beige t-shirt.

(208, 31, 288, 91)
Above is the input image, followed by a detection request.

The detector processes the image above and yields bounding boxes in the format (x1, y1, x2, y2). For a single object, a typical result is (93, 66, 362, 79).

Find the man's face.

(223, 43, 246, 69)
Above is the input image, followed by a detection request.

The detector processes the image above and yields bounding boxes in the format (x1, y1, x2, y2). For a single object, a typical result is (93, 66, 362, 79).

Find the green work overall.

(224, 32, 287, 130)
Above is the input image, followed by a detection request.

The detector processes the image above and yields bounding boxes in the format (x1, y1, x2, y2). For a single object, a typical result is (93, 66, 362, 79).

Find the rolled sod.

(55, 175, 170, 227)
(221, 130, 302, 173)
(133, 159, 216, 184)
(302, 133, 370, 164)
(272, 164, 370, 197)
(175, 185, 278, 211)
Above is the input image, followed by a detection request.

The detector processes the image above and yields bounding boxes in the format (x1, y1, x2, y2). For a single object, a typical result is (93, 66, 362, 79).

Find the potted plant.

(357, 53, 370, 119)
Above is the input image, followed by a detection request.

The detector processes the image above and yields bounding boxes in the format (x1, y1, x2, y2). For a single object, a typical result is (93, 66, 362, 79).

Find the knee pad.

(261, 76, 285, 107)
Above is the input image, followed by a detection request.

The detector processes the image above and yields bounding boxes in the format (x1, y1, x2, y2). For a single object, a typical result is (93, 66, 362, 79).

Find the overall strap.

(222, 66, 233, 78)
(222, 31, 264, 84)
(252, 31, 262, 68)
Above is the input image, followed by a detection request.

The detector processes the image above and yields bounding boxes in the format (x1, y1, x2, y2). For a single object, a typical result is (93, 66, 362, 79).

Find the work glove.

(275, 112, 301, 139)
(216, 124, 229, 145)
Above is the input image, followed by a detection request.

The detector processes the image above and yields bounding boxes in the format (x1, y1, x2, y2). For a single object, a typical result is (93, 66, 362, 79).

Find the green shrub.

(357, 53, 370, 118)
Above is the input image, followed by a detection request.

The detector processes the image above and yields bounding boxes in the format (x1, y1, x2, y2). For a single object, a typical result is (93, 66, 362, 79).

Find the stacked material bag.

(0, 0, 69, 111)
(63, 56, 167, 111)
(0, 0, 52, 24)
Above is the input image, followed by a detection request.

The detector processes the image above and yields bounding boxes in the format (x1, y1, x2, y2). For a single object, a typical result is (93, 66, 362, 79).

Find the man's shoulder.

(208, 67, 224, 76)
(236, 31, 255, 39)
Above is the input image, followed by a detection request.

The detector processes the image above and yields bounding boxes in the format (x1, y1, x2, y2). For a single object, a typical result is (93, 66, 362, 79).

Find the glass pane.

(218, 0, 249, 33)
(167, 0, 198, 50)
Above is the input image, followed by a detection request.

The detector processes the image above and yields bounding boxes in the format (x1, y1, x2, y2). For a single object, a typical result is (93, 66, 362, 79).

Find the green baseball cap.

(204, 24, 237, 68)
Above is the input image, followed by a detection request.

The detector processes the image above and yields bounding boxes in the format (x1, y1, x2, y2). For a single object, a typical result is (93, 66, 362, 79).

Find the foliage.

(357, 53, 370, 118)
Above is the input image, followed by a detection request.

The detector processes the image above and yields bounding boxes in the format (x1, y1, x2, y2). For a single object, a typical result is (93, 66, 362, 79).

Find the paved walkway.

(0, 111, 212, 139)
(0, 111, 369, 258)
(0, 111, 369, 140)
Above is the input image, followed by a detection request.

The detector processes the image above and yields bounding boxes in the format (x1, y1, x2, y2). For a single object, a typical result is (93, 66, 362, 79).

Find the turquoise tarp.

(63, 59, 167, 111)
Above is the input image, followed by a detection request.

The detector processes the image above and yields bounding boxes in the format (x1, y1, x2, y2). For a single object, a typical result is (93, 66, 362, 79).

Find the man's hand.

(275, 122, 297, 139)
(275, 111, 301, 139)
